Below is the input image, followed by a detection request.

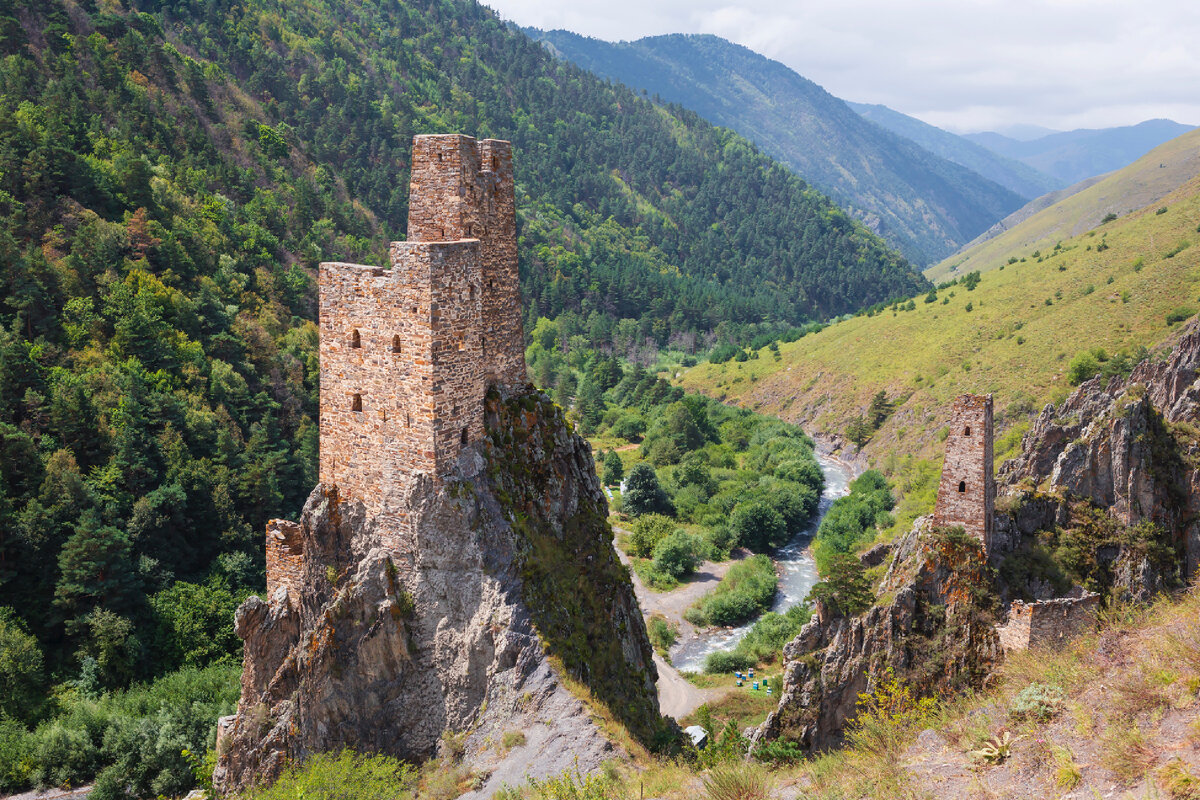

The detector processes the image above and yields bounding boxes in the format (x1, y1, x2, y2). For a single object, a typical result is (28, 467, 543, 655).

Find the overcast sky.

(483, 0, 1200, 133)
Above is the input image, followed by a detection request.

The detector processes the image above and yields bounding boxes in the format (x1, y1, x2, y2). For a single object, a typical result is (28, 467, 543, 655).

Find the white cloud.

(485, 0, 1200, 131)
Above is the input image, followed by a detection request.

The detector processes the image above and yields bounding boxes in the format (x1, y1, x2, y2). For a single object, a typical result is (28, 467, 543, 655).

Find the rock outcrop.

(754, 524, 999, 751)
(214, 389, 660, 793)
(997, 321, 1200, 596)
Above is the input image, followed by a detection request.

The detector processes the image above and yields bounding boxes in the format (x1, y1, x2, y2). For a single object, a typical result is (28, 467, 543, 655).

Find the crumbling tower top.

(932, 393, 995, 552)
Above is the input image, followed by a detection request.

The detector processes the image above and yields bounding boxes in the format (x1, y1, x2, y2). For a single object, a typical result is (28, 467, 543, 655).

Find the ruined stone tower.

(316, 134, 526, 517)
(932, 394, 994, 551)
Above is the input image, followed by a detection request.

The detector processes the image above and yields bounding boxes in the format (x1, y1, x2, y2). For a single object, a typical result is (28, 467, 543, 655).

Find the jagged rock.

(214, 391, 660, 793)
(754, 524, 999, 751)
(1000, 320, 1200, 583)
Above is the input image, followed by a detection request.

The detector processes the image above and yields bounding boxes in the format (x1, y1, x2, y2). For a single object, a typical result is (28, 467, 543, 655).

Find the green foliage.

(729, 501, 786, 552)
(601, 450, 624, 486)
(703, 603, 811, 673)
(0, 609, 44, 722)
(646, 615, 679, 656)
(627, 514, 677, 559)
(622, 463, 673, 517)
(687, 555, 777, 627)
(148, 580, 245, 671)
(496, 767, 620, 800)
(1066, 345, 1148, 385)
(1009, 683, 1066, 722)
(1167, 306, 1196, 325)
(0, 664, 238, 795)
(812, 470, 894, 574)
(651, 531, 703, 580)
(809, 553, 873, 617)
(243, 750, 417, 800)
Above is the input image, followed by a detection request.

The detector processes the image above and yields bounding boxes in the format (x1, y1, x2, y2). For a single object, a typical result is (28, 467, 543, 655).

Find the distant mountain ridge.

(965, 119, 1196, 186)
(848, 102, 1060, 199)
(532, 30, 1026, 266)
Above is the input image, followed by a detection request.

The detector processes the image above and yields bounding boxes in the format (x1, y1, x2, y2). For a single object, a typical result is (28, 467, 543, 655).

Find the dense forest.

(0, 0, 927, 792)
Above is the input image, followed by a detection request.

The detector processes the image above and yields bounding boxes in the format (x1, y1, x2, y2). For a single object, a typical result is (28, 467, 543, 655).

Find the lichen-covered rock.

(214, 389, 660, 793)
(754, 524, 999, 751)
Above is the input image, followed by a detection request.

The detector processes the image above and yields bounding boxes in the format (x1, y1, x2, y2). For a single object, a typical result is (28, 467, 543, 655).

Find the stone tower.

(932, 394, 994, 551)
(317, 134, 527, 517)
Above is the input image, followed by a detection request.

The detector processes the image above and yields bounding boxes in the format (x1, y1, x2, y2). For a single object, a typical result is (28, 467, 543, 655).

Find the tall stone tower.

(317, 134, 526, 518)
(932, 394, 994, 551)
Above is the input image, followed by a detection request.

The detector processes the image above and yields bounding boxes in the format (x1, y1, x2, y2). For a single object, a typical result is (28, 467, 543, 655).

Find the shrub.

(627, 514, 675, 558)
(500, 731, 526, 750)
(244, 750, 417, 800)
(702, 761, 770, 800)
(689, 555, 777, 627)
(0, 715, 33, 792)
(646, 616, 678, 656)
(704, 651, 755, 674)
(612, 414, 646, 441)
(729, 501, 786, 552)
(601, 450, 624, 486)
(651, 531, 703, 580)
(1009, 683, 1065, 722)
(1167, 307, 1196, 326)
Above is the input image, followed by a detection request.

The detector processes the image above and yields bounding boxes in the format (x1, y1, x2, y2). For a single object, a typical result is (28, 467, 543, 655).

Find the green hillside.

(680, 161, 1200, 488)
(0, 0, 927, 724)
(930, 128, 1200, 282)
(533, 30, 1024, 266)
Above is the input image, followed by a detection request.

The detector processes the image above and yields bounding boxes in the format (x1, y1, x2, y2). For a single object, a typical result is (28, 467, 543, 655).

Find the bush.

(9, 664, 240, 796)
(651, 531, 703, 579)
(601, 450, 624, 486)
(1166, 307, 1196, 326)
(627, 514, 676, 559)
(0, 715, 33, 792)
(244, 750, 417, 800)
(809, 553, 873, 617)
(703, 650, 755, 674)
(690, 555, 777, 627)
(730, 502, 786, 552)
(1009, 683, 1066, 722)
(612, 414, 646, 441)
(0, 609, 45, 722)
(646, 616, 678, 656)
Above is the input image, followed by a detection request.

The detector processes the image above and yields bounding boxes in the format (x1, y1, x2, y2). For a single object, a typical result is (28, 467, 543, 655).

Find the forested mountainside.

(847, 102, 1059, 200)
(0, 0, 926, 699)
(532, 30, 1026, 265)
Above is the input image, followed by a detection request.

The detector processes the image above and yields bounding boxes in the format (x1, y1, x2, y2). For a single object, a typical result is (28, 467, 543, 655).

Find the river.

(668, 453, 853, 672)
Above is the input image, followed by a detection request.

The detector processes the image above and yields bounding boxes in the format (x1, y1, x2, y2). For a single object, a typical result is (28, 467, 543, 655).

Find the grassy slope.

(929, 127, 1200, 282)
(678, 170, 1200, 479)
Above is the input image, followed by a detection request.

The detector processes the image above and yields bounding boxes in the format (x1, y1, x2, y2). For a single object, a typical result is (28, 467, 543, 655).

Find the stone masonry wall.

(997, 593, 1099, 651)
(933, 394, 995, 551)
(408, 134, 525, 387)
(265, 519, 304, 607)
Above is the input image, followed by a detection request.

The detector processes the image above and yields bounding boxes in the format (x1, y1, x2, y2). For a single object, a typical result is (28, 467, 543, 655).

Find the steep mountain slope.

(930, 127, 1200, 281)
(678, 161, 1200, 478)
(0, 0, 924, 715)
(849, 102, 1059, 199)
(532, 30, 1025, 266)
(967, 119, 1196, 186)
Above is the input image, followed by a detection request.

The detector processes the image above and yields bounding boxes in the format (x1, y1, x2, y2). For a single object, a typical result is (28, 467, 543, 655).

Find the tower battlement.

(317, 135, 526, 514)
(932, 393, 995, 551)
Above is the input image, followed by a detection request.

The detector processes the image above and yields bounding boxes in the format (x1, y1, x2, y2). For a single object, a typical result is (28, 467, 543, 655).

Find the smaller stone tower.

(932, 394, 994, 551)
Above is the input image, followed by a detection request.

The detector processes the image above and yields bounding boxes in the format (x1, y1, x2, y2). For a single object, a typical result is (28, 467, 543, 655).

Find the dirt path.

(613, 527, 736, 720)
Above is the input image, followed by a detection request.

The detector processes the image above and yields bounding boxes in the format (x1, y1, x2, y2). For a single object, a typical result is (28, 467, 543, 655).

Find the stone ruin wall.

(933, 394, 995, 551)
(268, 134, 526, 593)
(265, 519, 304, 607)
(997, 593, 1100, 652)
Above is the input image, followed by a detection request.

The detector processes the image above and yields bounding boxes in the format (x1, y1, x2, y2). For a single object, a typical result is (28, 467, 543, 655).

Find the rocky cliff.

(996, 320, 1200, 600)
(757, 320, 1200, 753)
(754, 524, 999, 750)
(214, 389, 661, 793)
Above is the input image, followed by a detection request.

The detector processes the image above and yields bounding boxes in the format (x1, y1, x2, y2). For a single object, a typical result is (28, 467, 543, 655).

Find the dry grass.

(1100, 723, 1158, 783)
(701, 762, 771, 800)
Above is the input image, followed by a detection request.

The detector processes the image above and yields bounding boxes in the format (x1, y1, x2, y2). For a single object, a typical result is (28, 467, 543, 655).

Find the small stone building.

(933, 394, 995, 552)
(997, 592, 1100, 651)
